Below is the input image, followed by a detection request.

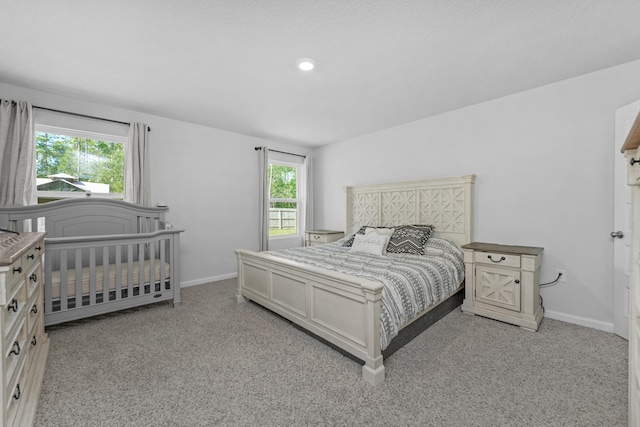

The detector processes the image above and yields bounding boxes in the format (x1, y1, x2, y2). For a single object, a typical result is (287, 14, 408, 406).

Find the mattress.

(50, 260, 171, 300)
(268, 237, 465, 350)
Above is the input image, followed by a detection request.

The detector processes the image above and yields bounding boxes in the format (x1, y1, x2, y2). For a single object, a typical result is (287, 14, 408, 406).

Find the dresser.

(304, 230, 344, 247)
(621, 107, 640, 427)
(0, 232, 49, 427)
(461, 242, 544, 331)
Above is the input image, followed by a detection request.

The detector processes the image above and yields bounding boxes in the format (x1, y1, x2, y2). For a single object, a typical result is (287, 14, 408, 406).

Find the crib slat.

(115, 245, 122, 301)
(89, 247, 96, 305)
(160, 238, 167, 289)
(138, 243, 145, 294)
(103, 246, 109, 302)
(127, 244, 134, 299)
(75, 249, 83, 308)
(60, 250, 68, 311)
(149, 241, 156, 293)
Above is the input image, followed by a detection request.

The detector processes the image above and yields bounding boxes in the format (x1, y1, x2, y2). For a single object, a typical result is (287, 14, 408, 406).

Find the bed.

(0, 199, 183, 326)
(235, 174, 475, 385)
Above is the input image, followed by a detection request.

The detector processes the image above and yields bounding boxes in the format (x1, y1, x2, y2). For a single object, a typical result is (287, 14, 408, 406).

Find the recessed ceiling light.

(297, 58, 315, 72)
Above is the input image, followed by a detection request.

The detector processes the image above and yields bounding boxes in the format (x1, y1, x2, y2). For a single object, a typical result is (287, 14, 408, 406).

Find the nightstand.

(305, 230, 344, 247)
(461, 242, 544, 331)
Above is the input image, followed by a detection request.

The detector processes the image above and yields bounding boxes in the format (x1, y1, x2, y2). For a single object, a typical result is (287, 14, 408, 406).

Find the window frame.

(268, 159, 301, 239)
(34, 124, 127, 201)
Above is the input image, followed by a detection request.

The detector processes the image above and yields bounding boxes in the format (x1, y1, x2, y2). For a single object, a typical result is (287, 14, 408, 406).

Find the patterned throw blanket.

(268, 237, 465, 350)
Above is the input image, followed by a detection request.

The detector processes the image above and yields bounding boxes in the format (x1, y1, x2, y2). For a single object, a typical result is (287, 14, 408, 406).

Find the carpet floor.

(34, 279, 628, 426)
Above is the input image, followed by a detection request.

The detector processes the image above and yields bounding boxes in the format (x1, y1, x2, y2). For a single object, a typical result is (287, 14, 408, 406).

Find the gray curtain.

(303, 156, 313, 233)
(125, 122, 151, 206)
(0, 99, 36, 206)
(258, 146, 269, 251)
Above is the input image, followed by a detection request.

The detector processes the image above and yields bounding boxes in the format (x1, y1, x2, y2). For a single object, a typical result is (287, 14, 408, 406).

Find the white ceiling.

(2, 0, 640, 147)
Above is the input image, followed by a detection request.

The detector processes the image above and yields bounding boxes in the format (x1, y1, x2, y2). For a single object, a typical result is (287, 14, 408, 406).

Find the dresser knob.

(13, 266, 22, 274)
(35, 246, 41, 251)
(27, 254, 34, 260)
(30, 273, 38, 282)
(515, 279, 520, 284)
(31, 305, 38, 314)
(9, 341, 21, 356)
(31, 336, 37, 346)
(7, 299, 18, 313)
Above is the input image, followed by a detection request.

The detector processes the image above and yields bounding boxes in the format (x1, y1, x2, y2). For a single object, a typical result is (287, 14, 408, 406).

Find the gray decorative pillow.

(386, 225, 430, 255)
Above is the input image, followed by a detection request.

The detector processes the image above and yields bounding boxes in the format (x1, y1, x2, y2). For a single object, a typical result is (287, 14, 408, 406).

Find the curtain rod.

(254, 146, 306, 159)
(33, 105, 150, 131)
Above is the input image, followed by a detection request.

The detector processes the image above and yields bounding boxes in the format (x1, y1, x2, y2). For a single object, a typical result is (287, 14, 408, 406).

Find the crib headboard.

(0, 199, 169, 237)
(344, 174, 475, 246)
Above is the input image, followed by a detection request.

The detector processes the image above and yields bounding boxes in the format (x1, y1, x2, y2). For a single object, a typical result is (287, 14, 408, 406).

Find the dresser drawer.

(475, 251, 521, 268)
(4, 258, 24, 297)
(21, 243, 42, 277)
(26, 285, 42, 339)
(5, 318, 27, 389)
(5, 366, 26, 427)
(2, 281, 26, 342)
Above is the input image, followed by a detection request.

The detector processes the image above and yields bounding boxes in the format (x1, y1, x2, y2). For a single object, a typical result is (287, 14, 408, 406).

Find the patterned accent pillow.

(386, 225, 430, 255)
(411, 224, 435, 240)
(342, 226, 368, 247)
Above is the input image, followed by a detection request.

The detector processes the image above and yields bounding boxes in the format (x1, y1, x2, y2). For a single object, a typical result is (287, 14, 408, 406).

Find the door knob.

(610, 231, 624, 239)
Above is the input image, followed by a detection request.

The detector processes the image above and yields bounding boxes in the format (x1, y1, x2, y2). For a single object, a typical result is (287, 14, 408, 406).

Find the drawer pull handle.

(631, 158, 640, 166)
(13, 384, 21, 400)
(27, 254, 34, 260)
(487, 255, 506, 263)
(515, 279, 520, 284)
(7, 299, 18, 312)
(9, 341, 21, 356)
(30, 273, 38, 282)
(31, 336, 37, 346)
(35, 246, 41, 251)
(13, 266, 22, 274)
(31, 304, 38, 314)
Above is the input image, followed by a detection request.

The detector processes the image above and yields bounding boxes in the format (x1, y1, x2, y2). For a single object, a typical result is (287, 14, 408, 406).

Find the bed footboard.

(235, 249, 386, 385)
(43, 230, 182, 325)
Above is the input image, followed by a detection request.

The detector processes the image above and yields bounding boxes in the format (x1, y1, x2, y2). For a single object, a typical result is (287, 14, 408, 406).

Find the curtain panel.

(0, 99, 36, 206)
(125, 122, 151, 206)
(258, 146, 270, 251)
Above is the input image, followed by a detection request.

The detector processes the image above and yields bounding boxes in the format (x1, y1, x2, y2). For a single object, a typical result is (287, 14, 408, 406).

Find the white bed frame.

(235, 174, 475, 385)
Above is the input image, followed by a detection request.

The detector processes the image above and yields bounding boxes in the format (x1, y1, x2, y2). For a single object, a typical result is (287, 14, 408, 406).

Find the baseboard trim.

(181, 273, 237, 288)
(544, 309, 614, 333)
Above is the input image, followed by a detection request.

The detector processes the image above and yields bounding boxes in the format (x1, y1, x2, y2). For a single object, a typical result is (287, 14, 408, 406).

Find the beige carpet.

(35, 279, 627, 426)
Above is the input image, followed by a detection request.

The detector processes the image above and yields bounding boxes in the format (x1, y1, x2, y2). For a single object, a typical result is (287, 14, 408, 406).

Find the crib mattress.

(50, 260, 171, 299)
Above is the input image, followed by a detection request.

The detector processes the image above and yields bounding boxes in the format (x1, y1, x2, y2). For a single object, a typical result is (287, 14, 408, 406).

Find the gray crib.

(0, 199, 183, 326)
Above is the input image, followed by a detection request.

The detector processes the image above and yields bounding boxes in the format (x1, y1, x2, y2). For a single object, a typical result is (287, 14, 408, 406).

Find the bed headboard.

(345, 174, 475, 246)
(0, 198, 169, 237)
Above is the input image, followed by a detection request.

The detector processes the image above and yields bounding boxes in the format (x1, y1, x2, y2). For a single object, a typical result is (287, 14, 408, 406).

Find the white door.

(614, 101, 640, 339)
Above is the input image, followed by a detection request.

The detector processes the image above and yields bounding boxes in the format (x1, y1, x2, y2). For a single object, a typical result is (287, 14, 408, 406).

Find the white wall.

(0, 82, 312, 287)
(313, 60, 640, 331)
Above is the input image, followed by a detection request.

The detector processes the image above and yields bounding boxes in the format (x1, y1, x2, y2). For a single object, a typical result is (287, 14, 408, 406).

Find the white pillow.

(350, 233, 390, 255)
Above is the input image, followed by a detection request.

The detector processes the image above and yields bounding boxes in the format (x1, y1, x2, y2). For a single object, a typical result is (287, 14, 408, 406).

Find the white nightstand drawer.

(475, 251, 521, 268)
(305, 230, 344, 247)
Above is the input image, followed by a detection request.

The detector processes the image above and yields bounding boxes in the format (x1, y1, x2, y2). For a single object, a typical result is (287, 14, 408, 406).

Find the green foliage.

(36, 133, 124, 193)
(269, 164, 297, 208)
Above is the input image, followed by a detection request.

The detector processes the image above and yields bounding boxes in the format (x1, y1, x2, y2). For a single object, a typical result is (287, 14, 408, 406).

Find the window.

(35, 125, 126, 203)
(268, 161, 300, 237)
